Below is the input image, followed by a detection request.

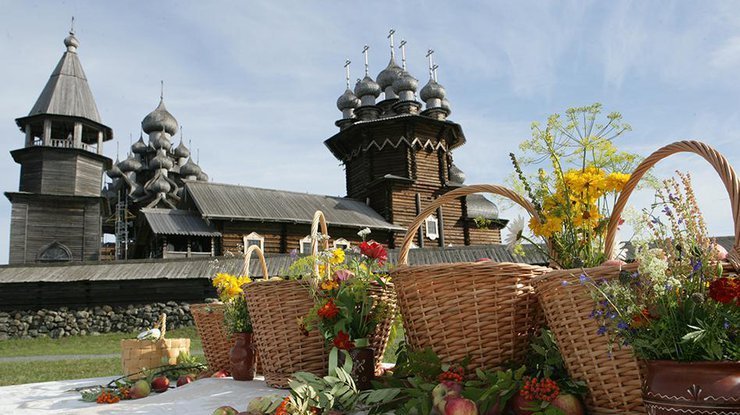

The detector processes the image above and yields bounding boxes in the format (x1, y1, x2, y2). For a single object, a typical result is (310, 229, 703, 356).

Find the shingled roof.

(184, 181, 404, 231)
(141, 208, 221, 237)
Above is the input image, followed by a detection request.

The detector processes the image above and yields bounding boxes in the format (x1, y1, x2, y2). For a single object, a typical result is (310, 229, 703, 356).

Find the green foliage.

(391, 342, 442, 381)
(288, 368, 361, 414)
(463, 366, 526, 414)
(524, 329, 587, 397)
(474, 216, 493, 229)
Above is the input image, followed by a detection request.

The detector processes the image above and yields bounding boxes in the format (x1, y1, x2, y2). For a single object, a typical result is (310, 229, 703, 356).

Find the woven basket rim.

(392, 261, 550, 273)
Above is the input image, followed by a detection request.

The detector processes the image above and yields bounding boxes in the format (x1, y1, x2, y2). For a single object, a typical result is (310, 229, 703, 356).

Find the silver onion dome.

(107, 159, 123, 178)
(119, 153, 143, 173)
(173, 141, 190, 159)
(376, 58, 403, 92)
(150, 150, 174, 170)
(64, 32, 79, 52)
(131, 136, 148, 154)
(179, 158, 202, 177)
(197, 171, 209, 182)
(420, 79, 446, 102)
(354, 76, 381, 99)
(392, 71, 419, 94)
(449, 164, 466, 184)
(441, 98, 451, 114)
(149, 130, 173, 151)
(336, 88, 360, 111)
(142, 99, 178, 135)
(146, 172, 171, 194)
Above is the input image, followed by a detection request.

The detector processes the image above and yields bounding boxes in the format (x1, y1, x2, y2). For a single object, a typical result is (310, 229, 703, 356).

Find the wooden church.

(5, 30, 507, 265)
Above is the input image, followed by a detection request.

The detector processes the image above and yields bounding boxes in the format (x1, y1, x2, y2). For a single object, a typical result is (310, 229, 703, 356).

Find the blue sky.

(0, 1, 739, 263)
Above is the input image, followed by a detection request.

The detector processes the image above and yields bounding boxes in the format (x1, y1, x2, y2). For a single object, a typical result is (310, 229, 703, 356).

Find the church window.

(38, 241, 72, 262)
(425, 215, 439, 240)
(299, 235, 313, 254)
(243, 232, 264, 252)
(333, 238, 350, 250)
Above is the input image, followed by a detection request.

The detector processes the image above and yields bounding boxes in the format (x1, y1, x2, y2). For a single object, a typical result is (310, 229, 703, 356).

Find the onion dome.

(376, 58, 403, 94)
(119, 153, 143, 173)
(449, 164, 466, 184)
(179, 158, 202, 177)
(336, 88, 360, 111)
(149, 130, 172, 151)
(142, 99, 178, 135)
(467, 194, 499, 220)
(107, 159, 123, 178)
(420, 79, 446, 103)
(441, 98, 451, 114)
(173, 140, 190, 159)
(63, 32, 79, 52)
(146, 172, 171, 194)
(150, 149, 174, 170)
(392, 71, 419, 95)
(131, 135, 148, 154)
(197, 171, 209, 181)
(354, 76, 381, 99)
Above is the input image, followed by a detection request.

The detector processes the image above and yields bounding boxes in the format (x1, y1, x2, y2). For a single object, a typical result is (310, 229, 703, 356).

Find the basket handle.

(242, 244, 269, 279)
(604, 140, 740, 266)
(310, 210, 330, 277)
(156, 313, 167, 339)
(397, 184, 542, 265)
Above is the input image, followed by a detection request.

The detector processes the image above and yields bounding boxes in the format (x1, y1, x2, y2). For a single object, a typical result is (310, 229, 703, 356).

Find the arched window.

(299, 235, 313, 254)
(425, 215, 439, 240)
(243, 232, 264, 252)
(38, 241, 72, 262)
(333, 238, 350, 250)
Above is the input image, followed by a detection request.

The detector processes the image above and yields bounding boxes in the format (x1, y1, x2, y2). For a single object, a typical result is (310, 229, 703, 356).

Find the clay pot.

(229, 332, 256, 381)
(338, 346, 375, 390)
(643, 360, 740, 414)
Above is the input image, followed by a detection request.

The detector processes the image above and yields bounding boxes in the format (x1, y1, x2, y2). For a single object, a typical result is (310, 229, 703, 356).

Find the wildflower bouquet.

(588, 173, 739, 361)
(510, 103, 639, 268)
(212, 272, 253, 333)
(300, 236, 392, 352)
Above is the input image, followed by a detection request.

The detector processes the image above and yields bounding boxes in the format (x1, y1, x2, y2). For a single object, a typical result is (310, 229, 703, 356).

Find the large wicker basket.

(535, 140, 740, 415)
(390, 184, 551, 373)
(121, 314, 190, 379)
(244, 211, 397, 388)
(190, 303, 232, 373)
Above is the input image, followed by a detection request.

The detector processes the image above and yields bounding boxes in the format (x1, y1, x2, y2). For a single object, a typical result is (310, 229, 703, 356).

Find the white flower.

(137, 328, 161, 341)
(504, 216, 526, 252)
(357, 227, 371, 239)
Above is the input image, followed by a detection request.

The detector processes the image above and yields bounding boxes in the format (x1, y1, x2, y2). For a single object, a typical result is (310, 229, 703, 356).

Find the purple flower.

(608, 312, 617, 320)
(597, 326, 608, 335)
(290, 249, 298, 260)
(579, 274, 588, 284)
(617, 321, 629, 330)
(333, 269, 354, 282)
(561, 280, 569, 287)
(724, 320, 731, 330)
(662, 206, 673, 217)
(692, 260, 702, 273)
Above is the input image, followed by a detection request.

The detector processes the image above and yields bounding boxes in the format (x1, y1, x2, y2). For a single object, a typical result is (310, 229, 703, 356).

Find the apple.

(445, 396, 478, 415)
(177, 374, 195, 387)
(151, 375, 170, 393)
(211, 406, 239, 415)
(211, 369, 230, 378)
(509, 391, 537, 415)
(129, 379, 151, 399)
(551, 393, 585, 415)
(432, 381, 462, 413)
(476, 258, 491, 262)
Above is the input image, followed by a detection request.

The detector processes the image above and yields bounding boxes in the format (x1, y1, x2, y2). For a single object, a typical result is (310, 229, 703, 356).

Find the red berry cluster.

(520, 377, 560, 402)
(438, 365, 465, 383)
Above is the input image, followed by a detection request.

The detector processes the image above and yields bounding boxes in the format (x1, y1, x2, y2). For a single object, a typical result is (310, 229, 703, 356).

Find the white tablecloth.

(0, 376, 282, 414)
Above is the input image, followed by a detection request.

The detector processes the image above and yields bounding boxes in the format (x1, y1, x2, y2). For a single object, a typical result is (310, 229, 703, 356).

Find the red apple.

(445, 396, 478, 415)
(432, 381, 462, 413)
(509, 391, 537, 415)
(211, 369, 230, 378)
(550, 393, 585, 415)
(129, 379, 151, 399)
(151, 375, 170, 393)
(211, 407, 239, 415)
(176, 374, 195, 387)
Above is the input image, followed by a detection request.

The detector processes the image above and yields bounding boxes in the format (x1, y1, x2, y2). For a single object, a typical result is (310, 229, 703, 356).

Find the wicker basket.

(535, 140, 740, 415)
(190, 303, 232, 373)
(244, 211, 397, 387)
(121, 314, 190, 379)
(390, 184, 551, 373)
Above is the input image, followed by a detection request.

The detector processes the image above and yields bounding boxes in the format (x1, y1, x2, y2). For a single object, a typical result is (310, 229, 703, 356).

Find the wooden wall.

(8, 195, 103, 264)
(14, 148, 106, 197)
(218, 221, 394, 255)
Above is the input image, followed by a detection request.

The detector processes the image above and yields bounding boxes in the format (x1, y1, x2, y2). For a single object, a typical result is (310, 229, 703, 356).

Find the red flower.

(709, 277, 738, 304)
(332, 330, 354, 350)
(359, 240, 387, 265)
(317, 299, 339, 319)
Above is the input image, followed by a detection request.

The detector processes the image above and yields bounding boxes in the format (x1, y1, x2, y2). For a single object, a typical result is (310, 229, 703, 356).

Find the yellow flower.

(329, 248, 345, 265)
(318, 264, 327, 275)
(604, 172, 630, 192)
(572, 202, 601, 229)
(321, 279, 339, 291)
(529, 216, 563, 238)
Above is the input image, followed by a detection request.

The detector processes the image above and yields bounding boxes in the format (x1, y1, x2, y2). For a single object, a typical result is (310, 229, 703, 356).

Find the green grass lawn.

(0, 327, 202, 358)
(0, 358, 121, 387)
